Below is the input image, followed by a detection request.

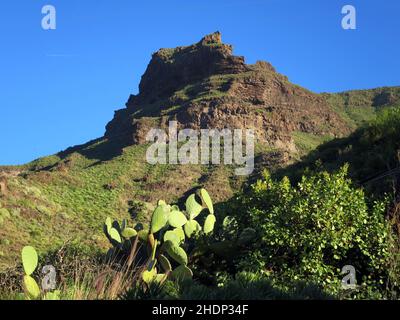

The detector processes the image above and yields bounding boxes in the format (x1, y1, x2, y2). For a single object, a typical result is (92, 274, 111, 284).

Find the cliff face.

(105, 32, 350, 152)
(138, 32, 249, 100)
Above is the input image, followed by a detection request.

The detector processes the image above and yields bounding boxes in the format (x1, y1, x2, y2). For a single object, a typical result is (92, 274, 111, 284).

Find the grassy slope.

(322, 86, 400, 128)
(0, 138, 251, 270)
(292, 86, 400, 156)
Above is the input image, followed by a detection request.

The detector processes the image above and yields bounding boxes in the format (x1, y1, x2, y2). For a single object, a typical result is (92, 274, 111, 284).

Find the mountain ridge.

(105, 32, 351, 153)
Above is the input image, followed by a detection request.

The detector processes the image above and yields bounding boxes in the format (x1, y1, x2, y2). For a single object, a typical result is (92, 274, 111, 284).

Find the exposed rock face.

(105, 32, 350, 152)
(139, 32, 249, 100)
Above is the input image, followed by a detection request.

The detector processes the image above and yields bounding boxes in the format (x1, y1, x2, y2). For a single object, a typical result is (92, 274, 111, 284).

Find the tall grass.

(0, 237, 145, 300)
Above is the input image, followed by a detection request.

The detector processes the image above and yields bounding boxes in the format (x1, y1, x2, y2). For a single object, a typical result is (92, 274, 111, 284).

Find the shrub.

(232, 165, 391, 294)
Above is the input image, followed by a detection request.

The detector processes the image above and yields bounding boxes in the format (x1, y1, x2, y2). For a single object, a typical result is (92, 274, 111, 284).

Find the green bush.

(232, 165, 391, 294)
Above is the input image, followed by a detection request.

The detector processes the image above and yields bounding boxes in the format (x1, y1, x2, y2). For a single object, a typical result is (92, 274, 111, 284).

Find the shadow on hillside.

(55, 137, 127, 167)
(273, 127, 400, 196)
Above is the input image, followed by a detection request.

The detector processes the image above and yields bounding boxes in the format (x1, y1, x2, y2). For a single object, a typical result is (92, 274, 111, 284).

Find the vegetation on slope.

(284, 106, 400, 196)
(0, 139, 247, 270)
(227, 166, 394, 299)
(322, 86, 400, 129)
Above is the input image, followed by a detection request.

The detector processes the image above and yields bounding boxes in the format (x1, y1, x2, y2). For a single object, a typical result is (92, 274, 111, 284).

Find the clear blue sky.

(0, 0, 399, 165)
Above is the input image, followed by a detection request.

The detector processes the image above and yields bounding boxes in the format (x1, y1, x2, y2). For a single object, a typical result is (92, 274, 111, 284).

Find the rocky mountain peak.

(199, 31, 222, 45)
(137, 32, 248, 100)
(105, 33, 351, 155)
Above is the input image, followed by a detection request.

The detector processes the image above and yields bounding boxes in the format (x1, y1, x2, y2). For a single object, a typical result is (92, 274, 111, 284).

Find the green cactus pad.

(159, 254, 172, 272)
(171, 265, 193, 281)
(142, 269, 156, 284)
(21, 246, 38, 276)
(109, 227, 122, 243)
(150, 205, 169, 233)
(121, 227, 137, 238)
(174, 227, 185, 243)
(154, 273, 167, 284)
(164, 227, 185, 245)
(184, 220, 201, 238)
(186, 194, 203, 220)
(168, 210, 188, 228)
(165, 241, 188, 265)
(204, 214, 216, 234)
(164, 230, 180, 245)
(200, 188, 214, 214)
(23, 275, 40, 299)
(105, 217, 112, 233)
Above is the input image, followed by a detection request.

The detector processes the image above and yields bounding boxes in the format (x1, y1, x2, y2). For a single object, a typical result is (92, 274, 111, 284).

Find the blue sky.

(0, 0, 399, 165)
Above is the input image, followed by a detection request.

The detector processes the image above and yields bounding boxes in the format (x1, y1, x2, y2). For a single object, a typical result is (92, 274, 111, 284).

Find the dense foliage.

(230, 165, 391, 295)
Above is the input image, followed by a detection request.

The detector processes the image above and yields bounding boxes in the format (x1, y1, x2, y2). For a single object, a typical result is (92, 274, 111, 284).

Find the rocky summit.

(105, 32, 351, 153)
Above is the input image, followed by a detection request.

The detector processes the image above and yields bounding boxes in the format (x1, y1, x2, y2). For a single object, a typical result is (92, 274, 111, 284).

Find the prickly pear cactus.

(21, 246, 60, 300)
(200, 188, 214, 214)
(145, 189, 216, 285)
(204, 214, 216, 234)
(22, 246, 38, 276)
(103, 217, 141, 249)
(103, 188, 216, 287)
(23, 274, 41, 299)
(21, 246, 40, 299)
